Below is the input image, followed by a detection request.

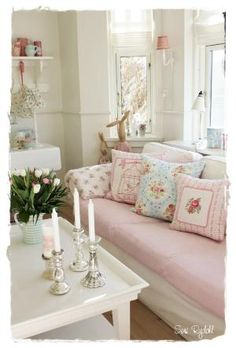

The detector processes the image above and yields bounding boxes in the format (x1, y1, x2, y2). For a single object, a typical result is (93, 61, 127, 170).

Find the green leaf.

(18, 211, 30, 223)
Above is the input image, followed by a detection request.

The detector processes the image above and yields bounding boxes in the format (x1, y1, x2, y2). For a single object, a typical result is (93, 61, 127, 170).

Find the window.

(206, 44, 225, 129)
(116, 51, 151, 135)
(110, 10, 153, 136)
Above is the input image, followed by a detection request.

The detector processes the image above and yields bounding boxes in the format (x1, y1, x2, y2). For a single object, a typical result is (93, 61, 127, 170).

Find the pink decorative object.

(34, 40, 42, 56)
(170, 174, 228, 241)
(156, 35, 169, 50)
(17, 37, 29, 56)
(12, 40, 21, 56)
(114, 141, 131, 152)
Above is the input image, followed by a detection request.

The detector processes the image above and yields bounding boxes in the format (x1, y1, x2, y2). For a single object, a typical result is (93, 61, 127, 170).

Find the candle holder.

(49, 249, 71, 295)
(42, 253, 55, 280)
(70, 227, 89, 272)
(81, 237, 105, 288)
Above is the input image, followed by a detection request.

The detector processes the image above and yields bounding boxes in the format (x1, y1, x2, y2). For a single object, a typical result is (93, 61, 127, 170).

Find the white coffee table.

(9, 218, 148, 340)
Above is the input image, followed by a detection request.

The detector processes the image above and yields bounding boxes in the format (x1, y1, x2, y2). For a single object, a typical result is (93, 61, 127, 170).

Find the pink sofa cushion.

(170, 174, 228, 241)
(142, 142, 203, 162)
(80, 198, 225, 319)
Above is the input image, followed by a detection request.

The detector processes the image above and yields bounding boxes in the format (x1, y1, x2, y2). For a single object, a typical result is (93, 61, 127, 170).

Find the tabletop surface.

(9, 218, 148, 327)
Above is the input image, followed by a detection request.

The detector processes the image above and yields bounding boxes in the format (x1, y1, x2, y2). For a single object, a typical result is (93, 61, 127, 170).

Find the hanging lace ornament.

(10, 61, 45, 118)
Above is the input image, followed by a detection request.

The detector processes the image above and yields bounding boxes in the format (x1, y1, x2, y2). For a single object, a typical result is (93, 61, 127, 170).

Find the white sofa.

(65, 143, 226, 341)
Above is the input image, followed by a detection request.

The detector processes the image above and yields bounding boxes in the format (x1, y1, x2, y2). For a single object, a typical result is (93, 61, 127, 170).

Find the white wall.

(75, 11, 111, 166)
(154, 9, 196, 142)
(11, 10, 65, 177)
(58, 11, 83, 171)
(157, 9, 185, 141)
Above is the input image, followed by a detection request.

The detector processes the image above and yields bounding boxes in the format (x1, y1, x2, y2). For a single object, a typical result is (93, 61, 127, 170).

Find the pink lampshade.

(156, 35, 169, 50)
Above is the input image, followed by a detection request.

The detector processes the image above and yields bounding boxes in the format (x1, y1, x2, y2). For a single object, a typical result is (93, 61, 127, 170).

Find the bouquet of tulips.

(10, 168, 68, 223)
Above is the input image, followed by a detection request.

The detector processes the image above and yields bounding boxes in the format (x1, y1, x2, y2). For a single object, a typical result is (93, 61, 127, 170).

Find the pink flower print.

(99, 176, 105, 182)
(185, 197, 201, 214)
(143, 163, 151, 174)
(164, 204, 175, 220)
(149, 181, 166, 199)
(135, 201, 145, 215)
(172, 165, 191, 177)
(89, 174, 95, 179)
(43, 178, 50, 184)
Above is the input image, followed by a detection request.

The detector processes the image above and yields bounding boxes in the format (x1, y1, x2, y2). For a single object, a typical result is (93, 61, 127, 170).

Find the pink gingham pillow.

(170, 174, 228, 241)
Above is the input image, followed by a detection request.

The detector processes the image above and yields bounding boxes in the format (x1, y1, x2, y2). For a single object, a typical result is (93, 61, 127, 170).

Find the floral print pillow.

(65, 163, 112, 199)
(133, 156, 205, 221)
(170, 174, 228, 241)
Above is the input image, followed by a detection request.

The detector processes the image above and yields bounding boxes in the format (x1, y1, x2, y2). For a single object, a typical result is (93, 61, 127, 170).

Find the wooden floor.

(59, 204, 184, 341)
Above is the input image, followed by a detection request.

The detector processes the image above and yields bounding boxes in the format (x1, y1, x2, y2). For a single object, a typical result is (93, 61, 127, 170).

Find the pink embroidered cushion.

(65, 163, 111, 199)
(109, 150, 143, 204)
(170, 174, 228, 241)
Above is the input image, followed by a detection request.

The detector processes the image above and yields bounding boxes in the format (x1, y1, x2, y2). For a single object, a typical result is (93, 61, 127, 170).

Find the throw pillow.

(169, 174, 228, 241)
(109, 149, 204, 205)
(65, 163, 111, 199)
(133, 156, 205, 221)
(109, 150, 143, 204)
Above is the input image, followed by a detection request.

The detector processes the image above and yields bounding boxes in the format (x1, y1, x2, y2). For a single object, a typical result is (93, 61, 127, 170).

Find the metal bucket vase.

(14, 213, 44, 245)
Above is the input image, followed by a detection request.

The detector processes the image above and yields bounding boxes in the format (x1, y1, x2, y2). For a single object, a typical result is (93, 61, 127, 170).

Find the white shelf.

(12, 56, 53, 60)
(12, 56, 53, 73)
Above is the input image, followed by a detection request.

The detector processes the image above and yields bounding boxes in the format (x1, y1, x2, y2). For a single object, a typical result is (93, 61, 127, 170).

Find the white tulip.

(33, 184, 41, 194)
(11, 169, 18, 176)
(20, 169, 26, 177)
(53, 178, 60, 186)
(42, 168, 50, 176)
(35, 169, 43, 178)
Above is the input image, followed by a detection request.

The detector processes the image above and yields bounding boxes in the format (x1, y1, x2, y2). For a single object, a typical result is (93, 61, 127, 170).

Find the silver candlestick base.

(49, 249, 71, 295)
(81, 237, 105, 288)
(42, 253, 55, 280)
(70, 227, 89, 272)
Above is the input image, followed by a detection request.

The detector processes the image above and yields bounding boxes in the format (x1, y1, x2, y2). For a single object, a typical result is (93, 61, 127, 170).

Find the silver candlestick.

(42, 253, 55, 280)
(49, 249, 71, 295)
(70, 227, 89, 272)
(81, 237, 105, 288)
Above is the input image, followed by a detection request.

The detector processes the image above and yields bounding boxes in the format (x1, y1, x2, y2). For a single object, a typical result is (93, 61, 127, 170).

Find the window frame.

(205, 43, 225, 129)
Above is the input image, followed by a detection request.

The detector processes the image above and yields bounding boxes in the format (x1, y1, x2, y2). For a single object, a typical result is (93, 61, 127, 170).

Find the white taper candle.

(52, 208, 61, 252)
(88, 199, 95, 242)
(73, 188, 81, 229)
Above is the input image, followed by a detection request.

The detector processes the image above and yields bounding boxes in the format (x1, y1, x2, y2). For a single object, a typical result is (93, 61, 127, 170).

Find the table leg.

(112, 302, 130, 340)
